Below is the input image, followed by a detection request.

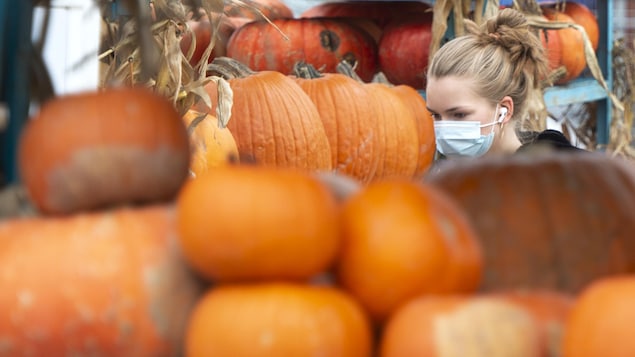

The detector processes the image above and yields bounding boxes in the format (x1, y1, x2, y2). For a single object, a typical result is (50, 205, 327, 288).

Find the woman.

(425, 8, 580, 158)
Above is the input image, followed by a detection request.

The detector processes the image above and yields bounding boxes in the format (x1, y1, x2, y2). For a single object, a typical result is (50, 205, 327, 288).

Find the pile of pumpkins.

(181, 0, 599, 88)
(4, 81, 635, 356)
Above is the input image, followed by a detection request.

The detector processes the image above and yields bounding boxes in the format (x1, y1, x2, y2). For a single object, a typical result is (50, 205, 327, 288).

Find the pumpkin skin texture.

(364, 83, 419, 180)
(542, 10, 586, 84)
(0, 204, 204, 357)
(380, 295, 544, 357)
(203, 58, 333, 171)
(292, 67, 381, 183)
(185, 283, 373, 357)
(18, 87, 190, 215)
(182, 109, 238, 177)
(389, 84, 436, 177)
(562, 276, 635, 357)
(426, 151, 635, 293)
(544, 1, 599, 52)
(537, 17, 563, 75)
(176, 165, 340, 282)
(337, 180, 483, 323)
(378, 17, 433, 89)
(224, 0, 293, 22)
(226, 18, 378, 82)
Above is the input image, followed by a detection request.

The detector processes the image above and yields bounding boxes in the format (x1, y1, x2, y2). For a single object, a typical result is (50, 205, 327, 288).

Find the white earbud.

(498, 107, 508, 122)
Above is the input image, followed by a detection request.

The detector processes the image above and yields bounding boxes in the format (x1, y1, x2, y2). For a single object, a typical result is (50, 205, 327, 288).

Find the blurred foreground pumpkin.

(336, 180, 482, 323)
(426, 150, 635, 293)
(0, 204, 203, 356)
(18, 87, 190, 215)
(182, 109, 238, 177)
(185, 283, 372, 357)
(176, 165, 340, 282)
(562, 275, 635, 357)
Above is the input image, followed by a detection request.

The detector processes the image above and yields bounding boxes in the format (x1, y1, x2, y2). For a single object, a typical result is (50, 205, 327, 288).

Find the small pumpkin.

(226, 18, 379, 82)
(0, 204, 203, 356)
(542, 9, 586, 84)
(203, 57, 332, 171)
(185, 283, 373, 357)
(18, 87, 190, 215)
(426, 150, 635, 293)
(337, 180, 483, 323)
(562, 275, 635, 357)
(182, 109, 238, 177)
(380, 294, 544, 357)
(176, 165, 340, 282)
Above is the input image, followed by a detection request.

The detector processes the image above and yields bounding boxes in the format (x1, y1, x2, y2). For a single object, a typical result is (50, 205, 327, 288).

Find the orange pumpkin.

(0, 204, 203, 356)
(185, 283, 373, 357)
(336, 180, 483, 323)
(203, 57, 332, 171)
(536, 16, 564, 76)
(176, 165, 340, 282)
(300, 1, 432, 29)
(224, 0, 293, 22)
(542, 9, 586, 84)
(426, 151, 635, 293)
(380, 294, 544, 357)
(292, 62, 381, 183)
(182, 109, 238, 177)
(389, 84, 436, 177)
(562, 275, 635, 357)
(559, 1, 599, 51)
(18, 87, 190, 215)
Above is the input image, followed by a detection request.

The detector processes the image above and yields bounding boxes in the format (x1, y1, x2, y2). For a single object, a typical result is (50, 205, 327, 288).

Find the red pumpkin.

(226, 18, 379, 82)
(18, 87, 190, 215)
(180, 15, 239, 66)
(300, 1, 432, 28)
(378, 16, 433, 89)
(426, 151, 635, 293)
(0, 204, 203, 356)
(224, 0, 293, 22)
(203, 57, 333, 171)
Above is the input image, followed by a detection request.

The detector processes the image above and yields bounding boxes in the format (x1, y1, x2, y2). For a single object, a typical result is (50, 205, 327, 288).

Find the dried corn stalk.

(608, 38, 635, 158)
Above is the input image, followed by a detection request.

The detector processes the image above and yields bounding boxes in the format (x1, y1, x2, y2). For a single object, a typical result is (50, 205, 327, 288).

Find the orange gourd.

(426, 151, 635, 293)
(203, 57, 332, 171)
(0, 204, 203, 356)
(18, 87, 190, 215)
(185, 283, 372, 357)
(182, 109, 238, 177)
(176, 165, 340, 282)
(562, 275, 635, 357)
(380, 295, 544, 357)
(561, 1, 599, 51)
(336, 180, 482, 323)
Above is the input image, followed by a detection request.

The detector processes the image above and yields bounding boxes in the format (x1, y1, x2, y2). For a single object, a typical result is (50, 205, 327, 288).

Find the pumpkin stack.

(0, 87, 204, 356)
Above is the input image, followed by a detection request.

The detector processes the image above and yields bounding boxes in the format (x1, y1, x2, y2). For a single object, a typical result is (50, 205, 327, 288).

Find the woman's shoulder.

(516, 129, 586, 153)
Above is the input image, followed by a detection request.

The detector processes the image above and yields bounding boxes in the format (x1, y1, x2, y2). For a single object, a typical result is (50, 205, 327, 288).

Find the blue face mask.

(433, 107, 505, 158)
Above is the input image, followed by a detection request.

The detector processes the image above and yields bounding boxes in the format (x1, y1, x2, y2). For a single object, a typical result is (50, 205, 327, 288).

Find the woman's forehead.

(426, 76, 487, 111)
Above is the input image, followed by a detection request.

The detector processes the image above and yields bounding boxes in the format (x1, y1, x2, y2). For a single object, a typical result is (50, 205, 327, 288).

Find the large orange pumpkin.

(542, 9, 586, 84)
(176, 165, 340, 282)
(0, 204, 203, 356)
(337, 180, 483, 323)
(380, 295, 544, 357)
(182, 109, 238, 177)
(426, 150, 635, 293)
(545, 1, 599, 52)
(389, 84, 436, 177)
(562, 275, 635, 357)
(185, 283, 373, 357)
(292, 62, 381, 182)
(203, 57, 332, 171)
(535, 16, 564, 77)
(226, 18, 379, 82)
(18, 87, 190, 215)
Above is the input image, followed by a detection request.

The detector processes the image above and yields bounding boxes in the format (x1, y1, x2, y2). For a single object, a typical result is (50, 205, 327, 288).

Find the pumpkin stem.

(336, 60, 363, 82)
(207, 56, 255, 79)
(293, 61, 324, 79)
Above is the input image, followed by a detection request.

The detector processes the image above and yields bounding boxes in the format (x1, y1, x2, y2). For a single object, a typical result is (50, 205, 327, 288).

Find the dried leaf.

(209, 76, 233, 128)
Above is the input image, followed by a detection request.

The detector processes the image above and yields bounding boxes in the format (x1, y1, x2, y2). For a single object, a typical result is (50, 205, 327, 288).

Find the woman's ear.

(500, 96, 514, 124)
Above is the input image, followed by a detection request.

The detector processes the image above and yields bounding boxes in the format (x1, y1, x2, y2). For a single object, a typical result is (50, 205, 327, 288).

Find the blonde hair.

(427, 8, 549, 121)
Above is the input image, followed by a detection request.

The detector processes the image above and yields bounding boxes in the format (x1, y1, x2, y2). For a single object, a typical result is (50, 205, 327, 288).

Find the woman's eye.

(431, 113, 442, 121)
(453, 113, 467, 119)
